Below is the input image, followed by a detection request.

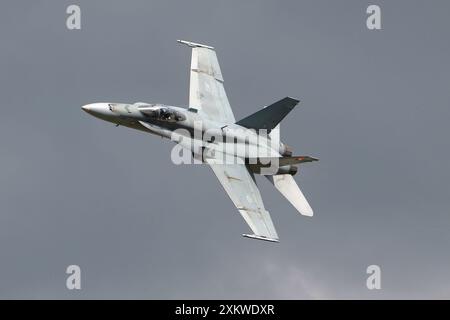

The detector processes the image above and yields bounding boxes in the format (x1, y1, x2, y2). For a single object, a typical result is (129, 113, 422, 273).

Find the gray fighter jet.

(82, 40, 317, 242)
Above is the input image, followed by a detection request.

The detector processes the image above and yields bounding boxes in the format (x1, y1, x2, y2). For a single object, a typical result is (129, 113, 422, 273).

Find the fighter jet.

(82, 40, 317, 242)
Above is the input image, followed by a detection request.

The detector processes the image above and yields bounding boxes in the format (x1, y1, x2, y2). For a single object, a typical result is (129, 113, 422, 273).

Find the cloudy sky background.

(0, 0, 449, 299)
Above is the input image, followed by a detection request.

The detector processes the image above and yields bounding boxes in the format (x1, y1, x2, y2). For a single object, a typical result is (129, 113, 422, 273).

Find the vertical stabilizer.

(235, 97, 299, 132)
(269, 124, 280, 142)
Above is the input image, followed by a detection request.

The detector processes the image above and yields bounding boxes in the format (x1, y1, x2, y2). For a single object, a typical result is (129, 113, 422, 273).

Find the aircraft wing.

(205, 156, 279, 242)
(178, 40, 236, 124)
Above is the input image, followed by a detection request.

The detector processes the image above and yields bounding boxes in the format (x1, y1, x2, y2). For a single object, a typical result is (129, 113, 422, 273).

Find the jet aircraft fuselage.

(82, 102, 290, 161)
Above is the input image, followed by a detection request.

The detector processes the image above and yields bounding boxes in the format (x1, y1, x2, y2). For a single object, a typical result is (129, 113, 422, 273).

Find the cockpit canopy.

(138, 105, 186, 122)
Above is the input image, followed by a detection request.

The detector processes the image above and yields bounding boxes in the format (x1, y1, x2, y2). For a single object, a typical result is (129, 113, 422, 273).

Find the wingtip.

(242, 234, 280, 243)
(177, 39, 214, 50)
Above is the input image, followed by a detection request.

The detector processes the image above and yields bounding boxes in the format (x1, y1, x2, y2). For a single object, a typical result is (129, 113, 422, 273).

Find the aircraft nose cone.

(81, 103, 110, 116)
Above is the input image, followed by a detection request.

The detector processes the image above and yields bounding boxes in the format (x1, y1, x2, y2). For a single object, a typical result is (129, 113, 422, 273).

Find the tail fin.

(236, 97, 299, 132)
(266, 175, 314, 216)
(269, 124, 280, 141)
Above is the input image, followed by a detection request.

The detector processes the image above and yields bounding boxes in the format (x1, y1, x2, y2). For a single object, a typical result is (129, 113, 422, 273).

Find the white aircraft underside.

(82, 40, 317, 243)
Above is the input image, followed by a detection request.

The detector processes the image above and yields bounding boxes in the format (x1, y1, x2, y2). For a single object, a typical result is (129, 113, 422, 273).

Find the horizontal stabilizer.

(266, 174, 314, 216)
(246, 155, 318, 167)
(236, 97, 300, 132)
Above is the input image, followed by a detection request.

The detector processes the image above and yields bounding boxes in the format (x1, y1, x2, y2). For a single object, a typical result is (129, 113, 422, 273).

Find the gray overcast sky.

(1, 0, 449, 299)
